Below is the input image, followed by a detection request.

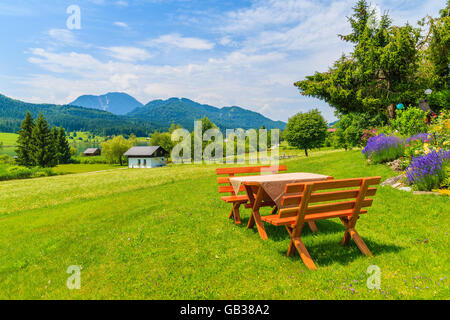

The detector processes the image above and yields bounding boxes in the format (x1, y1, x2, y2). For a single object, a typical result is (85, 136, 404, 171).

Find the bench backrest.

(279, 177, 381, 226)
(216, 165, 287, 195)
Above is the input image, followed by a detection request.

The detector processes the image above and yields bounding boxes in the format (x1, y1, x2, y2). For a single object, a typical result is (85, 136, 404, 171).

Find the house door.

(143, 159, 147, 168)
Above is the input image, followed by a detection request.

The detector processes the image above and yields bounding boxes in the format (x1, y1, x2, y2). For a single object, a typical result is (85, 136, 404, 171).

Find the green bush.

(390, 107, 428, 136)
(6, 166, 34, 179)
(0, 166, 56, 181)
(428, 89, 450, 112)
(334, 113, 385, 150)
(0, 154, 13, 164)
(71, 156, 109, 164)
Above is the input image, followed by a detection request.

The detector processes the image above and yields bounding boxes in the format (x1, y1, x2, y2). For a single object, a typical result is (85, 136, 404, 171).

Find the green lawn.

(0, 132, 18, 146)
(0, 133, 18, 156)
(53, 164, 124, 174)
(0, 150, 448, 299)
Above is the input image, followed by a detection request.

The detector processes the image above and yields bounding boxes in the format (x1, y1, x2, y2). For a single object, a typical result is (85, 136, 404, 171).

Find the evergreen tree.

(56, 127, 72, 164)
(51, 127, 59, 162)
(31, 113, 57, 167)
(295, 0, 422, 119)
(15, 111, 35, 167)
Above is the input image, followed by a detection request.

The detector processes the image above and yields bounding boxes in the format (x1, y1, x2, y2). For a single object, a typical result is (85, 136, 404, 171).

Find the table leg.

(251, 187, 268, 240)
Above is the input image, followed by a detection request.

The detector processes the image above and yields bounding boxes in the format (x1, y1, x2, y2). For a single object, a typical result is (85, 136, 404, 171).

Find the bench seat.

(261, 209, 368, 226)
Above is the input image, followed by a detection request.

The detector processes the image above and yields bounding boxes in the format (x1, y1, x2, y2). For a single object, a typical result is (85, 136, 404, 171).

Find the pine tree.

(51, 127, 60, 164)
(56, 127, 72, 164)
(31, 113, 57, 167)
(15, 111, 35, 167)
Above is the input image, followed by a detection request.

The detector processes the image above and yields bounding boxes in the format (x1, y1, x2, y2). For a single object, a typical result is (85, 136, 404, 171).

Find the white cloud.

(115, 1, 128, 6)
(103, 46, 153, 62)
(114, 21, 129, 28)
(14, 0, 446, 123)
(143, 33, 215, 50)
(47, 29, 80, 46)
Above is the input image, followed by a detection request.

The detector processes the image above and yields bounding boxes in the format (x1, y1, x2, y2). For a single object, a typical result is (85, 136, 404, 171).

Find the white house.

(124, 146, 169, 168)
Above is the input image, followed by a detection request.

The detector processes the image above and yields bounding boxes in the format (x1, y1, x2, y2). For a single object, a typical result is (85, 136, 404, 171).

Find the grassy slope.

(0, 133, 18, 156)
(0, 150, 448, 299)
(53, 164, 123, 174)
(0, 132, 18, 146)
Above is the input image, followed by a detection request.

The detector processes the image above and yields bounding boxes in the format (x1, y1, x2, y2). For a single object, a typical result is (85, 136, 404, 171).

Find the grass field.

(0, 132, 18, 146)
(53, 164, 125, 174)
(0, 149, 448, 299)
(0, 133, 18, 156)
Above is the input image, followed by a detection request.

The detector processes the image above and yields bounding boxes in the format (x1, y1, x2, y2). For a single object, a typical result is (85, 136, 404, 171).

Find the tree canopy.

(283, 109, 328, 156)
(101, 135, 133, 166)
(295, 0, 449, 119)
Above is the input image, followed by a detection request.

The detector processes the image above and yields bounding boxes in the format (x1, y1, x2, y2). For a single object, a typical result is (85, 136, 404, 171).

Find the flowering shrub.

(390, 107, 428, 136)
(405, 133, 432, 145)
(361, 128, 377, 146)
(362, 134, 404, 164)
(406, 150, 450, 191)
(429, 111, 450, 148)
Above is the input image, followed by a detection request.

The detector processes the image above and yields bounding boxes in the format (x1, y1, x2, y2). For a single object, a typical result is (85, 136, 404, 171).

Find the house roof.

(84, 148, 100, 154)
(124, 146, 167, 157)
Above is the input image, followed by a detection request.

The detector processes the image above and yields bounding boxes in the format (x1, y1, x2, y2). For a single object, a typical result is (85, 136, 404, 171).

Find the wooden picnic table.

(229, 173, 332, 240)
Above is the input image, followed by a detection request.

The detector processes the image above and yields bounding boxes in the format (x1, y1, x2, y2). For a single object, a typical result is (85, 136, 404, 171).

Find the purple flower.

(362, 134, 402, 156)
(406, 150, 450, 190)
(405, 133, 432, 145)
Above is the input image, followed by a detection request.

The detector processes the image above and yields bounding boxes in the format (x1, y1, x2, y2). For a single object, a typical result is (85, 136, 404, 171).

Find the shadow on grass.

(236, 216, 403, 267)
(284, 238, 403, 267)
(238, 217, 346, 242)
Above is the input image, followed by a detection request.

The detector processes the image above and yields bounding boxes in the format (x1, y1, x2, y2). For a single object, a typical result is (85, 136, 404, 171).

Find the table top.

(229, 172, 330, 207)
(229, 172, 329, 184)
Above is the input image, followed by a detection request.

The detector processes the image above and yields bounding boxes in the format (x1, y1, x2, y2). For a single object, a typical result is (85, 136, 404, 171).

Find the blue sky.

(0, 0, 445, 122)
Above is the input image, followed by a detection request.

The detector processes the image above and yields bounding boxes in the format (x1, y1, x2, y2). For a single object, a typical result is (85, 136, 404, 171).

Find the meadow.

(0, 149, 448, 299)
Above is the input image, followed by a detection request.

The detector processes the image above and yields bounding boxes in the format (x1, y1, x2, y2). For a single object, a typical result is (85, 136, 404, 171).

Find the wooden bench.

(261, 177, 381, 270)
(216, 165, 287, 224)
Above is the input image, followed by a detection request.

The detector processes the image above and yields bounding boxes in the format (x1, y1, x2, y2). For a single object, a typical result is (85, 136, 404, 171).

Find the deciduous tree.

(283, 109, 328, 156)
(101, 135, 132, 165)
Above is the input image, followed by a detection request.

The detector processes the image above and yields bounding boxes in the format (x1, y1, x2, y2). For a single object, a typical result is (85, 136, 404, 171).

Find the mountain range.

(69, 92, 285, 131)
(0, 92, 286, 135)
(0, 94, 161, 136)
(127, 97, 286, 131)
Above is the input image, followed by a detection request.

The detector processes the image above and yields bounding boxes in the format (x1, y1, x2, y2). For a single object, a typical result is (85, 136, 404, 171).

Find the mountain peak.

(69, 92, 143, 115)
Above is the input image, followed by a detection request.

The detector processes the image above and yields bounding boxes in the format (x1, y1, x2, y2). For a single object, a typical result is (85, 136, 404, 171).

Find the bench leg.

(291, 237, 317, 270)
(247, 211, 255, 229)
(228, 208, 234, 220)
(228, 203, 242, 224)
(348, 228, 373, 257)
(340, 216, 373, 257)
(307, 221, 318, 233)
(233, 203, 241, 225)
(340, 217, 351, 245)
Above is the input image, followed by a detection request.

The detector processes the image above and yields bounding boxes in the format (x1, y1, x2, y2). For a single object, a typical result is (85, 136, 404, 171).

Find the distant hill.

(69, 92, 143, 115)
(0, 94, 161, 136)
(329, 120, 339, 127)
(0, 93, 286, 136)
(127, 97, 286, 131)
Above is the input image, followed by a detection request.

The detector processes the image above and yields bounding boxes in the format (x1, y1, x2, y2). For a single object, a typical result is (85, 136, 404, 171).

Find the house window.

(143, 159, 147, 167)
(137, 159, 141, 167)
